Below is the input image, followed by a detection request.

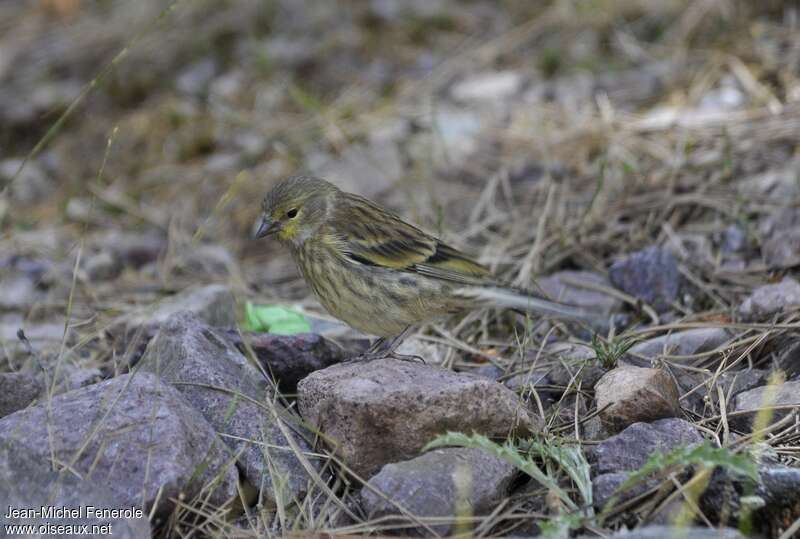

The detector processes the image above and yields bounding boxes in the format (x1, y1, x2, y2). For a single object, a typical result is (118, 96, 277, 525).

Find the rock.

(543, 342, 606, 389)
(96, 230, 166, 269)
(312, 140, 403, 199)
(759, 207, 800, 268)
(141, 312, 315, 505)
(451, 71, 524, 103)
(84, 250, 120, 281)
(45, 366, 106, 397)
(260, 35, 318, 68)
(123, 284, 237, 336)
(0, 439, 151, 539)
(609, 246, 681, 313)
(592, 471, 657, 509)
(702, 464, 800, 537)
(576, 525, 744, 539)
(397, 337, 448, 365)
(430, 107, 482, 164)
(169, 243, 239, 277)
(298, 358, 538, 477)
(0, 158, 55, 205)
(0, 272, 40, 310)
(369, 0, 447, 21)
(626, 328, 732, 363)
(1, 313, 74, 353)
(595, 367, 682, 432)
(176, 58, 218, 96)
(698, 77, 746, 111)
(361, 447, 516, 536)
(204, 152, 240, 175)
(0, 372, 238, 515)
(739, 159, 800, 203)
(504, 368, 549, 392)
(591, 418, 703, 474)
(473, 364, 504, 380)
(224, 331, 356, 392)
(712, 369, 768, 403)
(774, 338, 800, 379)
(719, 224, 747, 255)
(538, 270, 622, 314)
(732, 380, 800, 429)
(116, 284, 238, 367)
(0, 370, 44, 417)
(738, 277, 800, 322)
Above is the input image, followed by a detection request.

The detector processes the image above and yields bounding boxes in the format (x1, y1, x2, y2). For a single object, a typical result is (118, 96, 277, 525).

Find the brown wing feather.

(328, 193, 492, 285)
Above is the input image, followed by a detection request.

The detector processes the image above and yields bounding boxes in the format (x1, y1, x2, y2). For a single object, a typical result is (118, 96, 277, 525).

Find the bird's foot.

(343, 351, 425, 363)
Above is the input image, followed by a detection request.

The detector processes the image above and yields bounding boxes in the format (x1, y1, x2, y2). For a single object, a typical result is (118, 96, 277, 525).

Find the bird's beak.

(253, 216, 280, 239)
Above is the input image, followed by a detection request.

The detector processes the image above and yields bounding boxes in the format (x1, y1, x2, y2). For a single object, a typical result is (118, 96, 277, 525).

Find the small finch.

(254, 175, 599, 360)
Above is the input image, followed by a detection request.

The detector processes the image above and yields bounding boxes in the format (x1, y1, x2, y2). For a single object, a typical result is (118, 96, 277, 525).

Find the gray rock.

(732, 380, 800, 429)
(124, 284, 237, 335)
(141, 312, 315, 505)
(702, 464, 800, 536)
(0, 158, 55, 205)
(0, 273, 40, 310)
(713, 369, 769, 402)
(170, 243, 238, 277)
(576, 525, 744, 539)
(759, 207, 800, 268)
(451, 71, 524, 103)
(627, 328, 732, 363)
(430, 107, 482, 164)
(595, 367, 682, 432)
(1, 313, 74, 353)
(298, 358, 539, 477)
(0, 439, 151, 538)
(84, 250, 120, 281)
(538, 270, 622, 314)
(591, 418, 703, 474)
(738, 277, 800, 321)
(543, 342, 606, 389)
(0, 370, 44, 417)
(96, 230, 166, 269)
(176, 58, 218, 96)
(472, 364, 504, 380)
(609, 246, 681, 313)
(720, 224, 747, 255)
(361, 447, 516, 536)
(739, 159, 800, 203)
(312, 140, 403, 199)
(0, 372, 238, 515)
(369, 0, 447, 21)
(592, 471, 658, 509)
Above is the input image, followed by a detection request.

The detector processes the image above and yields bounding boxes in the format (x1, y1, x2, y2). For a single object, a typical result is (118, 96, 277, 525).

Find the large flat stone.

(0, 372, 238, 518)
(298, 359, 538, 477)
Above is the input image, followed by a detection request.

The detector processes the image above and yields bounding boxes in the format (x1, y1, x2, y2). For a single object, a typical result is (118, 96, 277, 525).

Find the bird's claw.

(343, 352, 426, 364)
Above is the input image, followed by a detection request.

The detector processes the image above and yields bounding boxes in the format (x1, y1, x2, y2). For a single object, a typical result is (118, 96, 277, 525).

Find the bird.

(254, 175, 600, 361)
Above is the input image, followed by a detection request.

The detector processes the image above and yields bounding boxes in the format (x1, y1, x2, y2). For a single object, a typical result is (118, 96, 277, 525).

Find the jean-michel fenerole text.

(4, 505, 144, 520)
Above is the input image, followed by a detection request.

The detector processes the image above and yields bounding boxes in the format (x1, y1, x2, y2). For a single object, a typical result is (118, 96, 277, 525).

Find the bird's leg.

(345, 327, 424, 363)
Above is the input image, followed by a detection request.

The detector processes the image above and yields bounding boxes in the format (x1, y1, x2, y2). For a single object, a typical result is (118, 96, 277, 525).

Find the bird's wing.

(328, 193, 492, 284)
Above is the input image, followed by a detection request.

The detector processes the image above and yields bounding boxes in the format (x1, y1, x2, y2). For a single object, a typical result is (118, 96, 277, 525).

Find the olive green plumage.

(255, 175, 596, 343)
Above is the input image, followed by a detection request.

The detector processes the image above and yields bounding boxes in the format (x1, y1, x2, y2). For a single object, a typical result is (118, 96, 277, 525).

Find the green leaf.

(244, 302, 311, 334)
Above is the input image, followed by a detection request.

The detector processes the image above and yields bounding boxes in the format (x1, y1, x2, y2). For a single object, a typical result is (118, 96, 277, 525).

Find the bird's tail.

(466, 285, 604, 327)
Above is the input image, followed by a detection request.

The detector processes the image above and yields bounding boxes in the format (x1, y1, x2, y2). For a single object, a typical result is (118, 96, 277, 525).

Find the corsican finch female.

(254, 176, 598, 360)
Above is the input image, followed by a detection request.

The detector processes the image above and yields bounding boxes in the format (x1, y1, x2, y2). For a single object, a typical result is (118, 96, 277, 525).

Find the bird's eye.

(286, 208, 298, 219)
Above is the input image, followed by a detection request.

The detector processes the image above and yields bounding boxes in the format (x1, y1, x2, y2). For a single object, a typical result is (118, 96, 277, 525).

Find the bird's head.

(254, 175, 338, 247)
